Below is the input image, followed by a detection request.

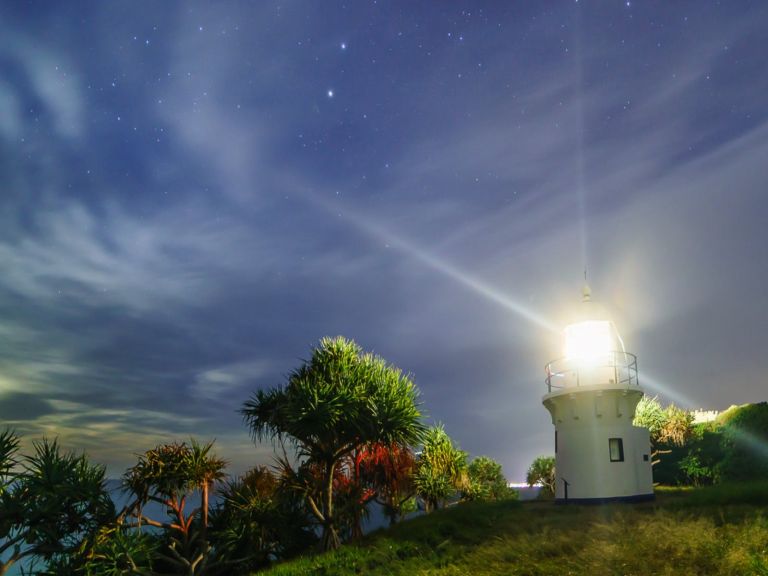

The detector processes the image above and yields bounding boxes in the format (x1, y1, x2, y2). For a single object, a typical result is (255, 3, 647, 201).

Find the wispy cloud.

(0, 25, 84, 141)
(191, 360, 274, 402)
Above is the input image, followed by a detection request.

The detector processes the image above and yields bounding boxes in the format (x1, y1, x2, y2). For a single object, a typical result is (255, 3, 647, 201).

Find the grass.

(260, 483, 768, 576)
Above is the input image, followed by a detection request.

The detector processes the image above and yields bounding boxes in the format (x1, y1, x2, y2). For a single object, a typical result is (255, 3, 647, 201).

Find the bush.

(717, 402, 768, 482)
(463, 456, 518, 502)
(208, 466, 316, 573)
(526, 456, 555, 497)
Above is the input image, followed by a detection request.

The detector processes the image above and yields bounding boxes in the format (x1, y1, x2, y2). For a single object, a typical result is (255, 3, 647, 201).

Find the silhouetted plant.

(122, 439, 227, 575)
(208, 466, 315, 574)
(0, 431, 114, 575)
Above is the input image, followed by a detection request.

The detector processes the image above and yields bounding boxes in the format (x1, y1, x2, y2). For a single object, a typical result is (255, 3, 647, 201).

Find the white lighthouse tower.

(542, 286, 654, 503)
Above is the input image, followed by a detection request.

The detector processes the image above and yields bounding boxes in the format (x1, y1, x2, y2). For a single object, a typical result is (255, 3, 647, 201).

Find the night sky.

(1, 1, 767, 481)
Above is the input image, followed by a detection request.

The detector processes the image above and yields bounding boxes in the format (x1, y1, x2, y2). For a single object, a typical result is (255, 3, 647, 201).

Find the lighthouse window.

(555, 431, 558, 453)
(609, 438, 624, 462)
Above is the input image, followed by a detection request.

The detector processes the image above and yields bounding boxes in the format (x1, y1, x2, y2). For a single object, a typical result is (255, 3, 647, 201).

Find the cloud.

(0, 199, 260, 314)
(0, 25, 84, 141)
(0, 392, 55, 421)
(191, 360, 273, 402)
(0, 78, 22, 140)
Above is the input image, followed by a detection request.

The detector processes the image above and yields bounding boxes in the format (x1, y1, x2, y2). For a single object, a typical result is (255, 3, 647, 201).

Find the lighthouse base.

(554, 492, 655, 505)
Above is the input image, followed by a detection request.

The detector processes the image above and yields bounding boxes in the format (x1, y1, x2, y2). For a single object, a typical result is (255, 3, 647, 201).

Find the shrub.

(526, 456, 556, 497)
(463, 456, 518, 502)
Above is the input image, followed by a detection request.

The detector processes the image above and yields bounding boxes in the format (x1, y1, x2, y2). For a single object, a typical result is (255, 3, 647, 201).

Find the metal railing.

(544, 351, 638, 394)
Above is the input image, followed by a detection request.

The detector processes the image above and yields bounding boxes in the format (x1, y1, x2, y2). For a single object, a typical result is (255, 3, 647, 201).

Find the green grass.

(260, 484, 768, 576)
(659, 481, 768, 508)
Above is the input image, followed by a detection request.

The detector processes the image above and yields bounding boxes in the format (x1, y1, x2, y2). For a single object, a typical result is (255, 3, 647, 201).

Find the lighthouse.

(542, 286, 654, 503)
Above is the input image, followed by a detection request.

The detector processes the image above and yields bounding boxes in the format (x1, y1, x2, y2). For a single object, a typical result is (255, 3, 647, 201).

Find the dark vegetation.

(635, 398, 768, 486)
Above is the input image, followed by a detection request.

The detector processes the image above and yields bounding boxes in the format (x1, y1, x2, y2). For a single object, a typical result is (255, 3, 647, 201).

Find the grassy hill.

(261, 484, 768, 576)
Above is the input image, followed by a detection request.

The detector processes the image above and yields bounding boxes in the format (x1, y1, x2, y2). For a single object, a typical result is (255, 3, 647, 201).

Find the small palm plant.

(122, 439, 226, 575)
(0, 431, 114, 575)
(413, 425, 468, 512)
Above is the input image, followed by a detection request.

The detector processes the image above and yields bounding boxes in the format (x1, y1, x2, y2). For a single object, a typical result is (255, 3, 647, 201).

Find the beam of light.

(571, 5, 589, 280)
(638, 371, 703, 409)
(297, 188, 558, 333)
(728, 427, 768, 460)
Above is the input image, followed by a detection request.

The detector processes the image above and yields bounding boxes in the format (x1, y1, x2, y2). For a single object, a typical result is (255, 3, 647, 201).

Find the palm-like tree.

(413, 425, 468, 512)
(122, 440, 226, 575)
(0, 433, 114, 575)
(187, 439, 228, 545)
(242, 336, 426, 550)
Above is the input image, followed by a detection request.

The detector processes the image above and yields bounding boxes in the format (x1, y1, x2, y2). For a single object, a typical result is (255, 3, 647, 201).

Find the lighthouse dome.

(562, 285, 625, 362)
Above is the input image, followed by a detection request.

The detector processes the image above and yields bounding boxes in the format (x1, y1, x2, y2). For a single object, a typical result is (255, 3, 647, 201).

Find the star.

(340, 42, 347, 50)
(327, 89, 334, 98)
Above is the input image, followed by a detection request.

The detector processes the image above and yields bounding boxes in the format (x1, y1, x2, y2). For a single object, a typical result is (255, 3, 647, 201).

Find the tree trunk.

(322, 523, 341, 551)
(321, 460, 340, 550)
(351, 507, 364, 540)
(201, 481, 209, 543)
(0, 558, 16, 576)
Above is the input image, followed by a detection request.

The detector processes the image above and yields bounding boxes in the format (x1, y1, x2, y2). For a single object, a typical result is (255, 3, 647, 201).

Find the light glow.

(293, 185, 558, 332)
(564, 320, 614, 362)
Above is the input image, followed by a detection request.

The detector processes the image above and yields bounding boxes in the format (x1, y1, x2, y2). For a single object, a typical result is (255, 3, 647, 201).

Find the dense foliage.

(638, 400, 768, 486)
(356, 443, 418, 526)
(208, 466, 316, 573)
(463, 456, 517, 502)
(718, 402, 768, 482)
(633, 396, 693, 466)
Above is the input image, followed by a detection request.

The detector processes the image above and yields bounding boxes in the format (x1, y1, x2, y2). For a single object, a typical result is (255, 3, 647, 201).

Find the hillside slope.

(262, 485, 768, 576)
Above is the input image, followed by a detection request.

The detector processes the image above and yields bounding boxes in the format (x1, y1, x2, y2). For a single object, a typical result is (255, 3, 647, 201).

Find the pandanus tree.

(242, 336, 426, 550)
(208, 466, 316, 573)
(526, 455, 556, 497)
(413, 425, 468, 512)
(634, 396, 694, 466)
(0, 430, 114, 575)
(357, 443, 417, 526)
(122, 439, 226, 575)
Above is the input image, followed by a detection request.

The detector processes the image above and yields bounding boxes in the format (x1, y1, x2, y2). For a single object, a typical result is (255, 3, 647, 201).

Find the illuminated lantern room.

(564, 320, 614, 362)
(542, 285, 653, 503)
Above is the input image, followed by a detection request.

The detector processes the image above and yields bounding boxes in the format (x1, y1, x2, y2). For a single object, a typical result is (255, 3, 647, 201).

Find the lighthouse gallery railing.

(544, 351, 638, 394)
